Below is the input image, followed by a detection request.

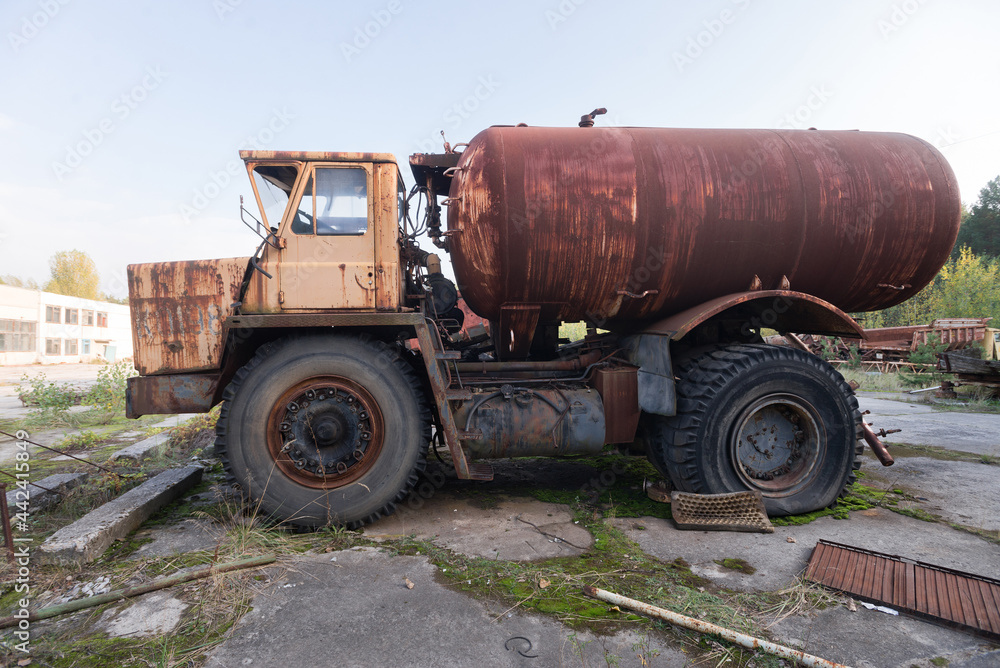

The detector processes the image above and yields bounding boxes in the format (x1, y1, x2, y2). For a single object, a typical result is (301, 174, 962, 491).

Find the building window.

(45, 338, 61, 355)
(97, 312, 108, 327)
(82, 339, 91, 354)
(83, 310, 94, 326)
(45, 305, 61, 323)
(0, 319, 36, 352)
(65, 339, 79, 355)
(65, 308, 79, 325)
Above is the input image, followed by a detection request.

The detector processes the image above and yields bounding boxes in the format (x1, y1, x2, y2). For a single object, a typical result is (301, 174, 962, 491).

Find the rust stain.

(128, 257, 249, 375)
(446, 126, 961, 339)
(806, 540, 1000, 640)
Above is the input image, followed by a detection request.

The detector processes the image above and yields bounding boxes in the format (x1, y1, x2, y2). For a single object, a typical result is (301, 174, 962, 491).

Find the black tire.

(216, 334, 430, 528)
(645, 344, 862, 516)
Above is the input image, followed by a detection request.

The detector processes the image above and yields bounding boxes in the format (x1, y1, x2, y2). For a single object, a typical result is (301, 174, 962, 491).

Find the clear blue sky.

(1, 0, 998, 297)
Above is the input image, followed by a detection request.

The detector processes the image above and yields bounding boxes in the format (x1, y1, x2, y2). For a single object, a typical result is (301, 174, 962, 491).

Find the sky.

(1, 0, 998, 297)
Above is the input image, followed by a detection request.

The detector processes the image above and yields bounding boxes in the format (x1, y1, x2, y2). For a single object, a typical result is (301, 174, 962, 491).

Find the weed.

(762, 577, 843, 627)
(892, 507, 939, 522)
(58, 430, 103, 450)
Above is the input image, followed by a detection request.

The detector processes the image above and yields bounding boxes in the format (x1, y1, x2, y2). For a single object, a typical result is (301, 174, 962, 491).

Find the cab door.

(279, 164, 376, 310)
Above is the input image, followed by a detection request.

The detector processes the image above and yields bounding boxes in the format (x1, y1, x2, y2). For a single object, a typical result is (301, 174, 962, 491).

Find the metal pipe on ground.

(0, 555, 276, 629)
(582, 585, 850, 668)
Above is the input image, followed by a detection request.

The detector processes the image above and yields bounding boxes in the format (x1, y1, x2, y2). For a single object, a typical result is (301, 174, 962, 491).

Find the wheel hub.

(268, 378, 383, 488)
(732, 394, 823, 496)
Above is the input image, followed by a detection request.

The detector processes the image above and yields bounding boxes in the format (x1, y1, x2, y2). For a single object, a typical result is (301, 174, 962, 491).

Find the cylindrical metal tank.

(446, 126, 961, 327)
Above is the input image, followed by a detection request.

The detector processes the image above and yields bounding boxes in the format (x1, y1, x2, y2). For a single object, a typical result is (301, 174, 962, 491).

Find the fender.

(624, 291, 863, 419)
(641, 290, 865, 340)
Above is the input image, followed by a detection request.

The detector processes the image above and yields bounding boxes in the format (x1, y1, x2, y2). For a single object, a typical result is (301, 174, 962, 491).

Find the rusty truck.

(126, 111, 961, 527)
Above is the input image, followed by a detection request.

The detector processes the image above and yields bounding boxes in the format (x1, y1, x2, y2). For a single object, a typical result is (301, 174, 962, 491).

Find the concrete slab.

(39, 465, 203, 565)
(110, 432, 172, 462)
(149, 414, 199, 430)
(769, 599, 1000, 668)
(134, 518, 223, 557)
(0, 428, 71, 465)
(0, 364, 104, 387)
(204, 548, 687, 668)
(612, 507, 1000, 594)
(4, 471, 89, 513)
(97, 592, 188, 638)
(365, 493, 593, 560)
(858, 394, 1000, 457)
(860, 452, 1000, 531)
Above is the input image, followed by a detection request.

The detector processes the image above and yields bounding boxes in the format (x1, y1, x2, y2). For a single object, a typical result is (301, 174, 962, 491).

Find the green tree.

(954, 177, 1000, 258)
(45, 250, 100, 299)
(927, 246, 1000, 321)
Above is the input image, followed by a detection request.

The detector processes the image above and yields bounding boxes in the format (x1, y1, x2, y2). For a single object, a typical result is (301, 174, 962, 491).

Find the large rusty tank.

(446, 126, 961, 333)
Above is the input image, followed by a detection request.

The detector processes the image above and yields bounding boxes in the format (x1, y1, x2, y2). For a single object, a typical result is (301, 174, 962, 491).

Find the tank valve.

(579, 108, 607, 127)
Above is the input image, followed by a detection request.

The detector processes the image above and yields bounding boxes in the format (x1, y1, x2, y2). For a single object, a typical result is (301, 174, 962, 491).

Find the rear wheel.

(216, 335, 430, 528)
(645, 344, 862, 516)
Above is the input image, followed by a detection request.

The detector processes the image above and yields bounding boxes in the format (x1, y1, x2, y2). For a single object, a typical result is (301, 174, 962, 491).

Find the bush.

(16, 373, 81, 412)
(84, 360, 136, 414)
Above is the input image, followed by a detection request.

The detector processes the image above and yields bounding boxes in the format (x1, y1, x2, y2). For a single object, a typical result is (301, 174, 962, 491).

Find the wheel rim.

(730, 394, 825, 497)
(267, 376, 384, 489)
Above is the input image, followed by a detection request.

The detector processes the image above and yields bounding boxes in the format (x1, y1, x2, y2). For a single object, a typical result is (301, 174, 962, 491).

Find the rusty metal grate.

(805, 540, 1000, 640)
(670, 491, 774, 533)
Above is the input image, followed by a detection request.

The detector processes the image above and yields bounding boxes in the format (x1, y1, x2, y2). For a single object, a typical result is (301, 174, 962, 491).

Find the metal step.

(435, 351, 462, 360)
(445, 388, 473, 401)
(457, 429, 482, 440)
(466, 462, 494, 481)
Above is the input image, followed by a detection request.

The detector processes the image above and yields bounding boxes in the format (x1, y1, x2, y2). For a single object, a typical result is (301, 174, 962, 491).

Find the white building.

(0, 284, 133, 365)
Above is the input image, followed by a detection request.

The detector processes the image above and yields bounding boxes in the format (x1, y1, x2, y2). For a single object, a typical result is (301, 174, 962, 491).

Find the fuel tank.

(446, 125, 961, 332)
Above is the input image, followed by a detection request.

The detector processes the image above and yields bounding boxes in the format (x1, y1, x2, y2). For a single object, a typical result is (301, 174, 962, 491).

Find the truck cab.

(240, 151, 406, 313)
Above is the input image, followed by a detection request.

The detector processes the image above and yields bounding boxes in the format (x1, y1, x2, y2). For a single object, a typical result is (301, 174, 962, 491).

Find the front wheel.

(216, 335, 430, 528)
(645, 344, 862, 516)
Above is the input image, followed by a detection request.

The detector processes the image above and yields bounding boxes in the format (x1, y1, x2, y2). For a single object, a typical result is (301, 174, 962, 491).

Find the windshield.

(251, 164, 299, 228)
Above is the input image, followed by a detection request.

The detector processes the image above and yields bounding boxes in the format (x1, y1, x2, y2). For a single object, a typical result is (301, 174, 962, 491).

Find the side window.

(316, 168, 368, 235)
(252, 164, 299, 229)
(291, 167, 369, 236)
(292, 176, 316, 235)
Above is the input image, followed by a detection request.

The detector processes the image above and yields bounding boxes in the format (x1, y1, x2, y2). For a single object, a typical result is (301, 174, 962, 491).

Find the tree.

(100, 292, 129, 305)
(0, 274, 40, 289)
(953, 177, 1000, 258)
(927, 246, 1000, 322)
(45, 250, 100, 299)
